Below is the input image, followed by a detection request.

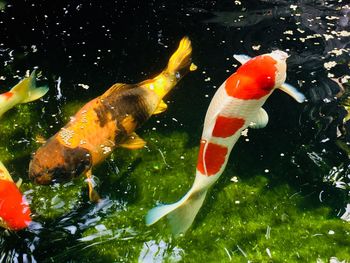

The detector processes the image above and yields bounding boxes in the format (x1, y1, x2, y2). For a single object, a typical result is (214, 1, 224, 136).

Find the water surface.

(0, 0, 350, 262)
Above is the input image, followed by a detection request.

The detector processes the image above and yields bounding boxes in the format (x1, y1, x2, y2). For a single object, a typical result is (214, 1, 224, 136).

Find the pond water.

(0, 0, 350, 262)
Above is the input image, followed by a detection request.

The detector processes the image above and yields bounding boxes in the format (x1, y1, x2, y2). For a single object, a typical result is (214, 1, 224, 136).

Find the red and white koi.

(146, 50, 305, 235)
(0, 70, 49, 118)
(0, 161, 31, 230)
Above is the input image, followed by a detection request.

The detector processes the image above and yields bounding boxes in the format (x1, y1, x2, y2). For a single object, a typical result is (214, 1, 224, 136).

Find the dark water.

(0, 0, 350, 262)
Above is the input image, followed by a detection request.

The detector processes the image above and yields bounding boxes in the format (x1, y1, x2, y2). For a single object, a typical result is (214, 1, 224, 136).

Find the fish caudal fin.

(166, 36, 197, 74)
(11, 70, 49, 104)
(146, 188, 207, 236)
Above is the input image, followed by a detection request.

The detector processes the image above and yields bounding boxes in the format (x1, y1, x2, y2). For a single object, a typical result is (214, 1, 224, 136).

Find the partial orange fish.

(0, 161, 31, 230)
(0, 70, 49, 118)
(29, 37, 197, 201)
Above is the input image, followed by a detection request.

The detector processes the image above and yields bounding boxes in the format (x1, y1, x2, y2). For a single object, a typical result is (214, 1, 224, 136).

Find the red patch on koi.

(225, 56, 276, 100)
(0, 179, 31, 230)
(2, 92, 13, 100)
(212, 116, 245, 138)
(197, 140, 228, 176)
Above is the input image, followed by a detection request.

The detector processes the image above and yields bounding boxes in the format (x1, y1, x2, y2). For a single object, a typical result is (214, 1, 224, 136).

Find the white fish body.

(146, 50, 305, 235)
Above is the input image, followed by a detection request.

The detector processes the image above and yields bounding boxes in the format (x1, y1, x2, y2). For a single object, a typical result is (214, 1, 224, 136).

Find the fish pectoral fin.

(16, 178, 23, 188)
(279, 83, 306, 103)
(153, 100, 168, 115)
(249, 108, 269, 129)
(35, 134, 47, 144)
(120, 132, 146, 149)
(120, 115, 137, 132)
(233, 54, 251, 65)
(190, 63, 197, 71)
(85, 170, 101, 203)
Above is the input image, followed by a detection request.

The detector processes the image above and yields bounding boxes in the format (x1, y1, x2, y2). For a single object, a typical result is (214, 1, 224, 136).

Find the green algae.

(21, 179, 85, 221)
(75, 131, 350, 262)
(0, 104, 45, 163)
(1, 99, 349, 262)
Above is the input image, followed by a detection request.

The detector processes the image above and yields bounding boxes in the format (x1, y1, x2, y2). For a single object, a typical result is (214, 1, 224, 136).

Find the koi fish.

(0, 70, 49, 118)
(146, 50, 305, 235)
(0, 161, 31, 230)
(29, 37, 197, 202)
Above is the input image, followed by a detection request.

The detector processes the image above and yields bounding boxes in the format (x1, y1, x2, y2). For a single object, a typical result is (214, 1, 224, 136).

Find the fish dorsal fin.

(153, 100, 168, 115)
(0, 161, 13, 182)
(249, 108, 269, 129)
(233, 54, 251, 65)
(101, 83, 130, 98)
(120, 132, 146, 149)
(279, 83, 306, 103)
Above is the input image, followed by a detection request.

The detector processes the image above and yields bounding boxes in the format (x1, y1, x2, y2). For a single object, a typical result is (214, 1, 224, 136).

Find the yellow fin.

(120, 115, 137, 133)
(166, 37, 192, 73)
(0, 161, 13, 182)
(35, 134, 47, 144)
(101, 83, 129, 98)
(10, 70, 49, 103)
(153, 100, 168, 114)
(190, 63, 197, 71)
(120, 132, 146, 149)
(85, 170, 101, 203)
(16, 178, 23, 188)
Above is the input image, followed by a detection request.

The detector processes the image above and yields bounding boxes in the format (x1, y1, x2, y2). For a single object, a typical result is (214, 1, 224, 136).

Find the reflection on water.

(138, 240, 183, 263)
(0, 0, 350, 262)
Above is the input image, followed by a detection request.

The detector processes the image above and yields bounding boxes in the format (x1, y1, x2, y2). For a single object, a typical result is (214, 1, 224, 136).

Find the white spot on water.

(78, 83, 90, 90)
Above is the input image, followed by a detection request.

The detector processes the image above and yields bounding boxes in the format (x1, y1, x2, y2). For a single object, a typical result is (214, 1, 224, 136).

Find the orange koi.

(29, 37, 197, 202)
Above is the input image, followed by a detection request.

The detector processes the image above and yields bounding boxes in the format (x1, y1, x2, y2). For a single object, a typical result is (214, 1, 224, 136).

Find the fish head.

(269, 50, 288, 88)
(0, 179, 31, 230)
(232, 50, 288, 99)
(29, 138, 92, 184)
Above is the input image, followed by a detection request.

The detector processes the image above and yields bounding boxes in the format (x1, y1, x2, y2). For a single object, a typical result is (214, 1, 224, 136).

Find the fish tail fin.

(11, 70, 49, 103)
(166, 36, 197, 74)
(146, 188, 207, 236)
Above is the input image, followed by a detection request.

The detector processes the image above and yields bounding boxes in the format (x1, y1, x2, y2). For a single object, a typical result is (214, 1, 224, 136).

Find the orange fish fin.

(101, 83, 130, 98)
(120, 132, 146, 149)
(120, 115, 137, 132)
(85, 170, 101, 203)
(153, 100, 168, 115)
